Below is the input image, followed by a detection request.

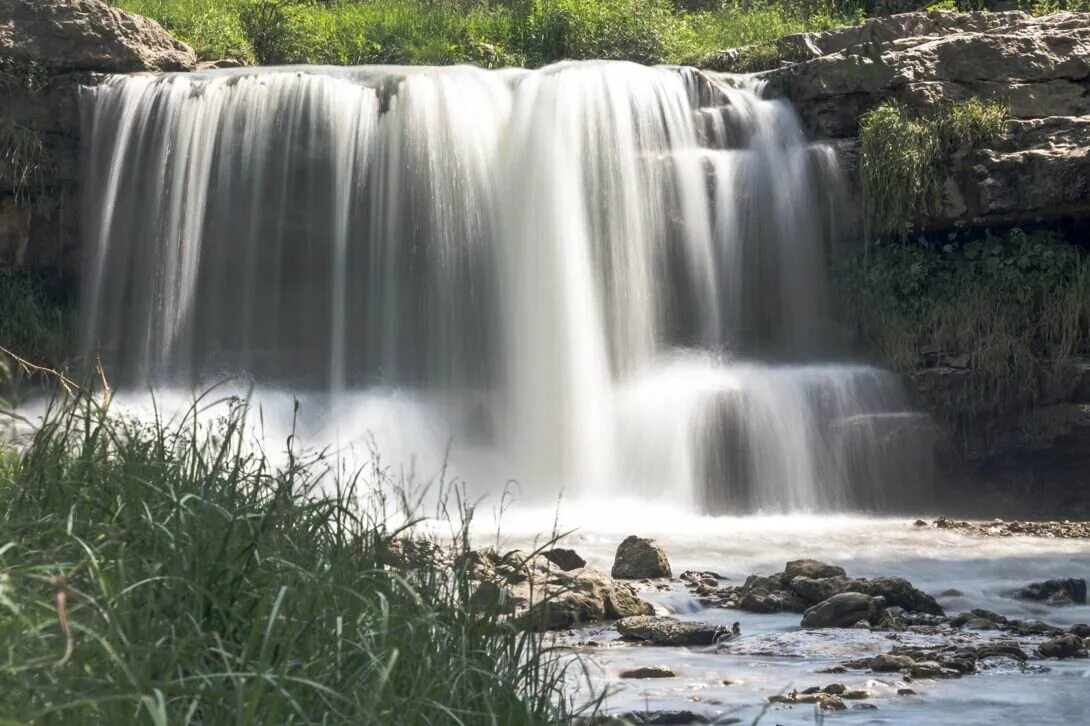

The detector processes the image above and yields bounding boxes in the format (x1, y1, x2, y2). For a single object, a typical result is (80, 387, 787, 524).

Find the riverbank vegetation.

(0, 389, 586, 723)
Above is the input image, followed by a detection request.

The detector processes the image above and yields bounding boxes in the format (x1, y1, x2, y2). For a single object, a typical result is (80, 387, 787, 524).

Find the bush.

(0, 271, 73, 376)
(0, 391, 587, 723)
(116, 0, 257, 62)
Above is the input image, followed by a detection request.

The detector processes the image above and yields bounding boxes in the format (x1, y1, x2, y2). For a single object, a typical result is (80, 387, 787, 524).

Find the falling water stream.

(70, 61, 1089, 724)
(79, 61, 933, 513)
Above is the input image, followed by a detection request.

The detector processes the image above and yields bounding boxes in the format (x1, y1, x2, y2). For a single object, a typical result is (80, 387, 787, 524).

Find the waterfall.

(79, 61, 933, 512)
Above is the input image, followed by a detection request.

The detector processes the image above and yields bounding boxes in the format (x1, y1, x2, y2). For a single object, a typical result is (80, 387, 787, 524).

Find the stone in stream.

(611, 536, 672, 579)
(1015, 578, 1088, 605)
(616, 615, 727, 646)
(619, 665, 676, 679)
(910, 660, 962, 679)
(801, 592, 885, 628)
(870, 653, 915, 671)
(785, 573, 944, 615)
(1037, 634, 1087, 659)
(1070, 623, 1090, 638)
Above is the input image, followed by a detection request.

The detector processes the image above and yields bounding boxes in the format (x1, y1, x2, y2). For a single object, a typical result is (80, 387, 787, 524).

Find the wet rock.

(910, 660, 961, 679)
(787, 575, 856, 605)
(611, 711, 710, 725)
(784, 559, 847, 582)
(612, 536, 672, 579)
(802, 593, 885, 628)
(1037, 634, 1087, 659)
(1015, 578, 1088, 606)
(619, 665, 676, 679)
(898, 687, 917, 696)
(1069, 624, 1090, 638)
(871, 653, 915, 671)
(963, 618, 999, 630)
(852, 703, 878, 710)
(616, 615, 726, 646)
(542, 548, 586, 571)
(940, 588, 964, 597)
(769, 692, 845, 711)
(1008, 618, 1065, 636)
(822, 683, 847, 695)
(843, 690, 870, 700)
(854, 577, 944, 615)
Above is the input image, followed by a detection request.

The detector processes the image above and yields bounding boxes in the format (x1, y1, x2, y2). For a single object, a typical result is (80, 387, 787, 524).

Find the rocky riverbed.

(479, 507, 1090, 725)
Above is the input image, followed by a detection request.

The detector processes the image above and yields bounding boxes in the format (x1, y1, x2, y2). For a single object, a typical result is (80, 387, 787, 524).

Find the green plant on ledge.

(835, 227, 1090, 426)
(859, 98, 1008, 239)
(0, 120, 49, 211)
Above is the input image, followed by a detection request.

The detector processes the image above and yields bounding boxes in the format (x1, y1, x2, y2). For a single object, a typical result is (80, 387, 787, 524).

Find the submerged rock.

(611, 536, 672, 579)
(801, 592, 885, 628)
(616, 615, 727, 646)
(1015, 578, 1088, 606)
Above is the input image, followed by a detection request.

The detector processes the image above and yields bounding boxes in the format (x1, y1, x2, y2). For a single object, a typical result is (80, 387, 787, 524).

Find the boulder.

(611, 535, 672, 579)
(801, 592, 885, 628)
(1015, 578, 1088, 606)
(616, 615, 726, 646)
(612, 711, 710, 725)
(784, 559, 847, 582)
(1, 0, 196, 72)
(464, 549, 652, 630)
(1037, 634, 1087, 659)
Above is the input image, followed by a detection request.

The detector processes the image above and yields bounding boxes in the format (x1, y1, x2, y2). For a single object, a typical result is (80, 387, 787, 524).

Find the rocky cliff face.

(0, 0, 195, 279)
(753, 10, 1090, 231)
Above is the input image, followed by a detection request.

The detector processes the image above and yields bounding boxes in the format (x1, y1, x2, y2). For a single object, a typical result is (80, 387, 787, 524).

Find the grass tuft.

(0, 389, 589, 723)
(859, 99, 1008, 239)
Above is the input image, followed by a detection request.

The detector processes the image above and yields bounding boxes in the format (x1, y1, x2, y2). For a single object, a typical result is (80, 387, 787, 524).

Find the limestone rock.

(611, 535, 672, 579)
(616, 615, 726, 646)
(1, 0, 196, 72)
(801, 592, 885, 628)
(871, 653, 915, 671)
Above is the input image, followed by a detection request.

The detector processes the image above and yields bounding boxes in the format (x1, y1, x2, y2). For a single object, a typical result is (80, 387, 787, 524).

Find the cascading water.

(79, 61, 933, 513)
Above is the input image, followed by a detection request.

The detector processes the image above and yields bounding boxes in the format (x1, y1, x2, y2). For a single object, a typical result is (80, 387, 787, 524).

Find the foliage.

(0, 271, 73, 375)
(115, 0, 257, 62)
(836, 227, 1090, 425)
(859, 99, 1008, 239)
(0, 120, 51, 211)
(0, 391, 588, 724)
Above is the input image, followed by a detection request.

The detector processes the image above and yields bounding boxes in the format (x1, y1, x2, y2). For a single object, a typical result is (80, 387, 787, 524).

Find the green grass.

(836, 227, 1090, 426)
(0, 390, 588, 724)
(859, 99, 1008, 239)
(111, 0, 868, 68)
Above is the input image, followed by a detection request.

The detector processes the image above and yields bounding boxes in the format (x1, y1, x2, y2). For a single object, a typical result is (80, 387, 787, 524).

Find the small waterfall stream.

(79, 61, 933, 512)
